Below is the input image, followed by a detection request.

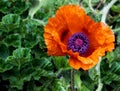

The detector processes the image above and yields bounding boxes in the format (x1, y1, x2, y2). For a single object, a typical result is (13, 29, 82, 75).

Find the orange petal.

(77, 47, 103, 64)
(69, 57, 82, 70)
(68, 47, 104, 67)
(56, 5, 86, 34)
(69, 57, 96, 70)
(104, 43, 115, 52)
(84, 18, 115, 54)
(44, 32, 65, 56)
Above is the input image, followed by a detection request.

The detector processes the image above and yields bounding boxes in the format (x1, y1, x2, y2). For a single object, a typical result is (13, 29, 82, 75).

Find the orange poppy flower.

(44, 5, 115, 70)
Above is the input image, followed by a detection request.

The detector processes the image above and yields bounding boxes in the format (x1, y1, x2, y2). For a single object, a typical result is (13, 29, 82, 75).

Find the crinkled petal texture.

(44, 5, 115, 70)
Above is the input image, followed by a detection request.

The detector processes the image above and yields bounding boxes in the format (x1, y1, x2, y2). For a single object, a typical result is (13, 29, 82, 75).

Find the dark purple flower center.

(67, 32, 89, 55)
(75, 39, 83, 46)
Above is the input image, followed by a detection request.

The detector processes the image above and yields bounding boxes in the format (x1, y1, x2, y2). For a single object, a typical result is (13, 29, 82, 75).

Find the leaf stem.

(96, 0, 105, 9)
(55, 67, 71, 77)
(95, 1, 118, 90)
(95, 57, 103, 91)
(89, 0, 97, 13)
(28, 0, 42, 19)
(71, 69, 75, 91)
(101, 0, 118, 23)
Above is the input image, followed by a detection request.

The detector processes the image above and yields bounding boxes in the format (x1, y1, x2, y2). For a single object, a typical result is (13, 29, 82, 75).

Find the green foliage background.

(0, 0, 120, 91)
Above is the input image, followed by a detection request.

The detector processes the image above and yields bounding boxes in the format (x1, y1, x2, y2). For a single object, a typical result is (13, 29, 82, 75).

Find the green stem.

(32, 18, 45, 26)
(95, 1, 118, 90)
(101, 0, 118, 23)
(71, 69, 75, 91)
(96, 0, 105, 9)
(55, 67, 71, 77)
(28, 0, 43, 19)
(89, 0, 97, 13)
(95, 57, 103, 91)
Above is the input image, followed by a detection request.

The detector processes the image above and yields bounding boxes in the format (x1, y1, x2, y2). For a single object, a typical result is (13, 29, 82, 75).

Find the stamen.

(67, 32, 89, 56)
(75, 39, 83, 46)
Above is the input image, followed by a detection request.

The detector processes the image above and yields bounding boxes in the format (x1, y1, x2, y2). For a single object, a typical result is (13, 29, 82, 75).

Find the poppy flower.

(44, 5, 115, 70)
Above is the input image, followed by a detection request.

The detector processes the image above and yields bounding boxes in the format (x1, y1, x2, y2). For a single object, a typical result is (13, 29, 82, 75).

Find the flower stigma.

(67, 32, 89, 56)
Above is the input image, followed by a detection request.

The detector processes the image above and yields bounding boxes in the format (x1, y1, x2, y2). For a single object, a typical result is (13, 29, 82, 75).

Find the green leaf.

(106, 52, 115, 67)
(2, 69, 24, 90)
(53, 56, 70, 70)
(9, 76, 24, 90)
(0, 58, 13, 73)
(21, 19, 39, 33)
(26, 80, 34, 91)
(101, 61, 120, 85)
(111, 62, 120, 75)
(112, 47, 120, 60)
(39, 57, 53, 70)
(1, 64, 33, 90)
(111, 5, 120, 13)
(112, 15, 120, 23)
(0, 43, 9, 59)
(21, 19, 41, 48)
(102, 72, 120, 85)
(6, 48, 31, 69)
(51, 79, 67, 91)
(32, 68, 54, 80)
(80, 84, 91, 91)
(31, 57, 53, 70)
(117, 32, 120, 45)
(74, 73, 82, 91)
(0, 0, 12, 14)
(13, 48, 31, 62)
(4, 33, 21, 47)
(10, 1, 30, 14)
(0, 0, 30, 14)
(1, 14, 20, 32)
(88, 67, 99, 81)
